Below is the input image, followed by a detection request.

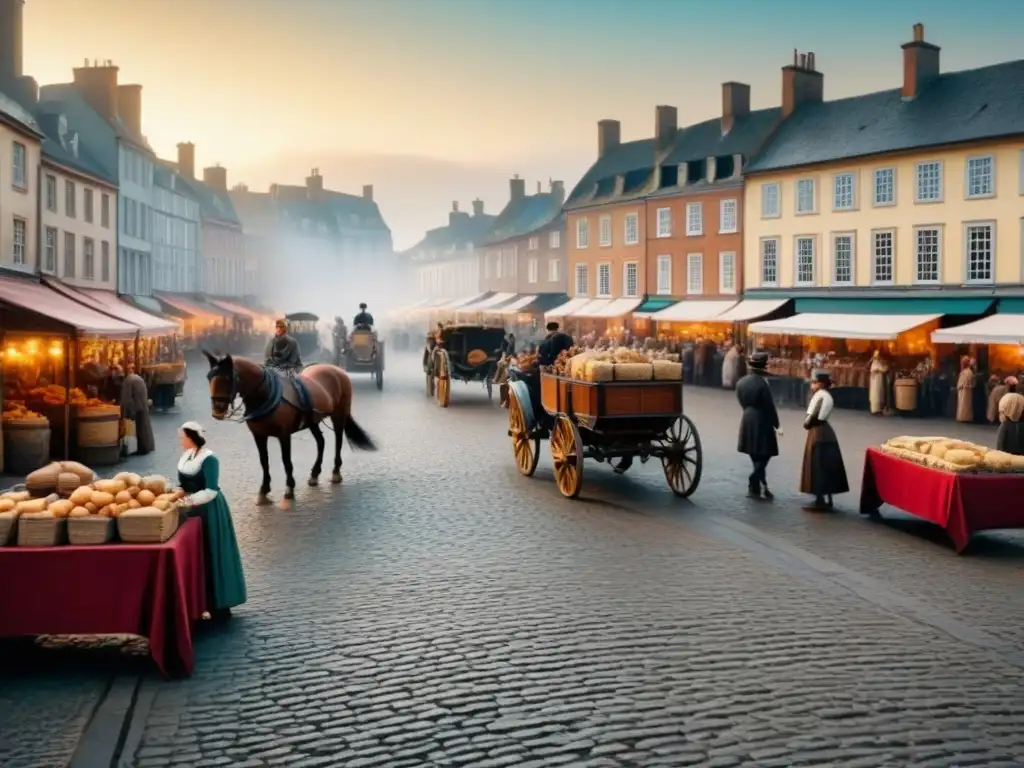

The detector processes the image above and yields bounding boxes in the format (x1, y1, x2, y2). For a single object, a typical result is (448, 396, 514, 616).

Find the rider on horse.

(353, 303, 374, 332)
(265, 319, 303, 373)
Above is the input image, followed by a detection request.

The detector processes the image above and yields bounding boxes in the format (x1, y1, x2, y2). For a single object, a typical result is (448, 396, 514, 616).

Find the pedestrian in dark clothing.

(799, 370, 850, 510)
(736, 351, 780, 500)
(538, 322, 573, 367)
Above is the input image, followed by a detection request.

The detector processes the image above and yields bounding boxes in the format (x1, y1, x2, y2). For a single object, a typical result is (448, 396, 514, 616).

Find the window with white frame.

(833, 173, 855, 210)
(686, 254, 703, 294)
(796, 178, 816, 213)
(914, 227, 941, 282)
(966, 156, 994, 198)
(624, 213, 639, 245)
(832, 233, 854, 285)
(528, 236, 539, 250)
(599, 215, 612, 246)
(760, 238, 779, 286)
(549, 230, 561, 249)
(548, 258, 560, 283)
(12, 218, 26, 264)
(874, 168, 895, 206)
(495, 252, 503, 278)
(45, 174, 58, 211)
(44, 227, 57, 272)
(965, 223, 994, 283)
(656, 254, 671, 294)
(84, 238, 95, 280)
(872, 230, 894, 284)
(795, 236, 816, 285)
(576, 218, 588, 248)
(686, 202, 703, 235)
(656, 207, 672, 237)
(719, 199, 738, 233)
(101, 241, 110, 282)
(527, 257, 538, 283)
(12, 142, 27, 190)
(623, 262, 639, 297)
(916, 161, 942, 202)
(64, 232, 76, 276)
(597, 263, 611, 296)
(719, 252, 737, 294)
(66, 180, 77, 217)
(761, 183, 780, 218)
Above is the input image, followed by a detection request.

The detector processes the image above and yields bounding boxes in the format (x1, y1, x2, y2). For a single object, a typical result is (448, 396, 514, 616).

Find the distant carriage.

(284, 312, 324, 363)
(423, 324, 505, 407)
(340, 328, 385, 390)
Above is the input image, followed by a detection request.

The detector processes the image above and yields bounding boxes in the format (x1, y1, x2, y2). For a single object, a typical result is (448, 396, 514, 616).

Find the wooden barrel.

(77, 408, 120, 447)
(895, 378, 919, 412)
(2, 420, 52, 475)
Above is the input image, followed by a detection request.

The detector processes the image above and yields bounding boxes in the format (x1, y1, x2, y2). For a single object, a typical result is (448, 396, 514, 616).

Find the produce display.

(880, 435, 1024, 473)
(511, 351, 539, 374)
(2, 401, 48, 425)
(28, 385, 103, 407)
(546, 347, 683, 383)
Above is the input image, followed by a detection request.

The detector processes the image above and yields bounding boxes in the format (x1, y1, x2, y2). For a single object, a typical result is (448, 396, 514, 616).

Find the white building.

(152, 163, 201, 293)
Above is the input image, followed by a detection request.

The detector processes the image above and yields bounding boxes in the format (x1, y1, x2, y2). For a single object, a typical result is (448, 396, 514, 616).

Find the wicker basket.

(17, 514, 67, 546)
(68, 516, 116, 545)
(0, 510, 18, 546)
(118, 505, 179, 544)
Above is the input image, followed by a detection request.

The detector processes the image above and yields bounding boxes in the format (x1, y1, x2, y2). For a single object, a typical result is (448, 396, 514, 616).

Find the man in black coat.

(736, 351, 780, 499)
(537, 322, 573, 367)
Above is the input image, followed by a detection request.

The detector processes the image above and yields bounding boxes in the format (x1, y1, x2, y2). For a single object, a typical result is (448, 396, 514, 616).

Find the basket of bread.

(547, 347, 683, 383)
(880, 436, 1024, 474)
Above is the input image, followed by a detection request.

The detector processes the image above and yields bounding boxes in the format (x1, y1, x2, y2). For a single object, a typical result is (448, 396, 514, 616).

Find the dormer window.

(714, 155, 735, 180)
(686, 159, 706, 185)
(659, 164, 678, 189)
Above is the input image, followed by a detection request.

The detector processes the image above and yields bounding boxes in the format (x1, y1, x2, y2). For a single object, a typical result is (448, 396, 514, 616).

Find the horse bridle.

(207, 366, 259, 423)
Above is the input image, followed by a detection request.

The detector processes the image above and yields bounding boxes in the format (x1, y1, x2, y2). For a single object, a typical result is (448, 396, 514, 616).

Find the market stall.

(931, 301, 1024, 379)
(431, 293, 490, 325)
(496, 294, 568, 343)
(209, 298, 274, 355)
(154, 293, 233, 357)
(566, 297, 644, 341)
(455, 292, 516, 324)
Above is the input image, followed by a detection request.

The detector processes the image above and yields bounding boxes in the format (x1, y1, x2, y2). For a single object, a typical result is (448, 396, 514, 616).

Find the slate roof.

(271, 184, 390, 233)
(403, 210, 497, 257)
(0, 89, 43, 138)
(746, 60, 1024, 173)
(479, 192, 562, 246)
(40, 83, 153, 154)
(174, 174, 241, 227)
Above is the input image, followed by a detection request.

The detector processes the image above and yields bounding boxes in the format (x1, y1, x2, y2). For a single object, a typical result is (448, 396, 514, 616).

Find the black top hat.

(359, 303, 367, 309)
(748, 351, 769, 370)
(812, 369, 832, 385)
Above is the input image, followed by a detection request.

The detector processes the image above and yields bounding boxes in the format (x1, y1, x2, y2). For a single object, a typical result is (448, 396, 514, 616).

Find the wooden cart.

(423, 324, 505, 408)
(341, 328, 384, 390)
(507, 369, 702, 499)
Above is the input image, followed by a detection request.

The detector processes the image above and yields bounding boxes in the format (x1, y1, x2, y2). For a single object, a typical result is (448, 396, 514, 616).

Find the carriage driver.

(353, 303, 374, 331)
(537, 321, 573, 367)
(265, 319, 303, 372)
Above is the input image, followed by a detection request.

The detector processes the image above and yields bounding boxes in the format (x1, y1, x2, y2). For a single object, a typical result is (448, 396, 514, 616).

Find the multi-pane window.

(528, 236, 539, 251)
(720, 199, 738, 233)
(833, 173, 855, 210)
(64, 232, 76, 277)
(527, 257, 538, 283)
(656, 254, 672, 294)
(832, 234, 853, 284)
(795, 236, 816, 285)
(84, 188, 94, 223)
(576, 218, 588, 248)
(549, 230, 560, 249)
(872, 231, 894, 284)
(597, 263, 611, 296)
(101, 193, 110, 228)
(623, 262, 639, 297)
(44, 227, 58, 272)
(84, 238, 96, 279)
(796, 178, 816, 213)
(12, 142, 27, 189)
(874, 168, 895, 205)
(719, 252, 737, 293)
(574, 263, 588, 295)
(965, 223, 994, 283)
(599, 215, 612, 246)
(101, 241, 110, 282)
(66, 180, 77, 217)
(686, 203, 702, 235)
(760, 238, 779, 286)
(966, 157, 994, 198)
(761, 183, 780, 218)
(45, 174, 58, 211)
(12, 218, 26, 264)
(623, 214, 639, 245)
(548, 258, 560, 283)
(656, 207, 672, 237)
(916, 161, 942, 202)
(914, 227, 941, 282)
(686, 254, 703, 294)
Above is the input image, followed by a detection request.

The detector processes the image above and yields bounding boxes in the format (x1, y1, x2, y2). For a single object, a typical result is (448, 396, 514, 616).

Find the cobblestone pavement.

(3, 352, 1024, 768)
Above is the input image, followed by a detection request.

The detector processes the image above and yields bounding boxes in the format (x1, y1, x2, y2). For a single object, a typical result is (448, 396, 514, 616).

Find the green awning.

(997, 298, 1024, 314)
(793, 297, 993, 315)
(635, 297, 677, 314)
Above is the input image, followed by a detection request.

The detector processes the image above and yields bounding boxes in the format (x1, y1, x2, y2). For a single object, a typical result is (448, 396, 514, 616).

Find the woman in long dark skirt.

(800, 370, 850, 511)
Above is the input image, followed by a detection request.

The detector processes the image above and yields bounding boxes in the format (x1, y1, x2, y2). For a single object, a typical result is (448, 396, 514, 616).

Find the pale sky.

(23, 0, 1024, 249)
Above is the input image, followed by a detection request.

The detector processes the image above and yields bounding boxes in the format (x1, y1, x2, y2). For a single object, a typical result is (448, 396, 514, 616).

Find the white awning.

(573, 297, 643, 319)
(457, 292, 517, 312)
(749, 313, 940, 340)
(568, 299, 611, 317)
(651, 300, 738, 322)
(713, 298, 789, 323)
(931, 315, 1024, 345)
(436, 293, 488, 311)
(545, 296, 593, 319)
(496, 295, 538, 315)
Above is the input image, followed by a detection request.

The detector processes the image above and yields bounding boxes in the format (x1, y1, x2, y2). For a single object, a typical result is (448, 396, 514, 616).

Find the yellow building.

(0, 92, 41, 275)
(742, 25, 1024, 346)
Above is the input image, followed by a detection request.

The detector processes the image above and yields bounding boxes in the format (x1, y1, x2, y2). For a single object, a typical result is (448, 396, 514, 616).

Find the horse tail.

(343, 416, 378, 451)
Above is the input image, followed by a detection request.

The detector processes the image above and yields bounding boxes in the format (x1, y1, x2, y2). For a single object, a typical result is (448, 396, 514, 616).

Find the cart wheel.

(436, 377, 450, 408)
(486, 378, 494, 401)
(508, 391, 540, 477)
(499, 382, 510, 409)
(426, 373, 435, 397)
(550, 415, 583, 498)
(661, 414, 703, 498)
(375, 365, 384, 390)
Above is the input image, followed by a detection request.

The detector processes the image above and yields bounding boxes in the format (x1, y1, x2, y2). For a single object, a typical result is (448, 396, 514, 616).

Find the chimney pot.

(509, 176, 526, 200)
(901, 23, 940, 101)
(913, 23, 924, 42)
(655, 105, 677, 150)
(597, 119, 621, 158)
(177, 141, 195, 179)
(472, 199, 484, 216)
(203, 165, 227, 191)
(72, 60, 120, 121)
(306, 169, 324, 198)
(781, 50, 824, 118)
(362, 184, 373, 202)
(452, 201, 459, 212)
(550, 180, 565, 205)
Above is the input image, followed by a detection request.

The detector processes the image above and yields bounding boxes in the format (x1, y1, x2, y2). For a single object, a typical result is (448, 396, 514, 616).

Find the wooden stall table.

(0, 518, 207, 677)
(859, 447, 1024, 553)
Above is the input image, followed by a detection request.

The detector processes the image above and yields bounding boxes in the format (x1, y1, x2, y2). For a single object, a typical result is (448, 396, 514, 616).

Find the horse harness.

(208, 365, 324, 429)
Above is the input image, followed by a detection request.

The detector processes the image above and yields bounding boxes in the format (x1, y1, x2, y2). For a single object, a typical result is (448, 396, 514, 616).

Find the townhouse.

(151, 161, 201, 294)
(0, 91, 40, 275)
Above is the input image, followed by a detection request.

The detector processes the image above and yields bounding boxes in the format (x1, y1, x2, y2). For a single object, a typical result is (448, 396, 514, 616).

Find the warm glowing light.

(25, 340, 38, 354)
(48, 344, 63, 358)
(6, 346, 18, 358)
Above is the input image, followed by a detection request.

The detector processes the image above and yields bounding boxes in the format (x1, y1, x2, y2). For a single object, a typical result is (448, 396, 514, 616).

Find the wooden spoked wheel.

(660, 415, 703, 498)
(436, 377, 450, 407)
(426, 372, 435, 397)
(508, 392, 540, 477)
(550, 415, 583, 498)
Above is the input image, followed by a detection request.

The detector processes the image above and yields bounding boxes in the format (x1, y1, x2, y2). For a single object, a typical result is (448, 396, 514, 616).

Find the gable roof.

(480, 192, 562, 246)
(39, 83, 153, 154)
(0, 89, 43, 140)
(269, 184, 390, 233)
(746, 60, 1024, 173)
(175, 174, 241, 226)
(404, 210, 497, 256)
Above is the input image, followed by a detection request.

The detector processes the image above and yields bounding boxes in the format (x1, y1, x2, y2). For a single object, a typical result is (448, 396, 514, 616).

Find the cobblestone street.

(3, 353, 1024, 768)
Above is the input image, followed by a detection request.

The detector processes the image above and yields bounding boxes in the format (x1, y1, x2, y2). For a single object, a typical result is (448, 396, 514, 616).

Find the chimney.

(0, 0, 24, 81)
(306, 168, 323, 199)
(902, 23, 940, 101)
(72, 60, 119, 121)
(116, 83, 142, 135)
(721, 82, 750, 134)
(449, 202, 467, 228)
(177, 142, 195, 179)
(472, 199, 484, 216)
(550, 180, 565, 205)
(597, 119, 621, 158)
(655, 105, 677, 150)
(781, 50, 823, 118)
(362, 184, 373, 202)
(203, 165, 227, 191)
(509, 175, 525, 201)
(7, 75, 37, 107)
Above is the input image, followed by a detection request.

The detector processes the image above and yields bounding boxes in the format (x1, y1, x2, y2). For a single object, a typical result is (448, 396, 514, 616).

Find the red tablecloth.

(0, 518, 206, 677)
(860, 447, 1024, 552)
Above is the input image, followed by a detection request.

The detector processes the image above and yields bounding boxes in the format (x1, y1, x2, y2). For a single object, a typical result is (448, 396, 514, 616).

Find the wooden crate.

(540, 373, 571, 415)
(571, 379, 682, 430)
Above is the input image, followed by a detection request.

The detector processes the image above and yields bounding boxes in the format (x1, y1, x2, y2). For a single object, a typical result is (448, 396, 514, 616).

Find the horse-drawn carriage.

(424, 324, 505, 407)
(284, 312, 324, 363)
(506, 364, 703, 499)
(340, 328, 384, 390)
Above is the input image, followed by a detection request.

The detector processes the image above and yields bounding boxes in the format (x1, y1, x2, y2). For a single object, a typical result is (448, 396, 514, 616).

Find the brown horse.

(203, 352, 377, 505)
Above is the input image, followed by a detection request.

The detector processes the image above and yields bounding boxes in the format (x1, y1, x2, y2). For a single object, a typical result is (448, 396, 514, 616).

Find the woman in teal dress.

(177, 421, 247, 621)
